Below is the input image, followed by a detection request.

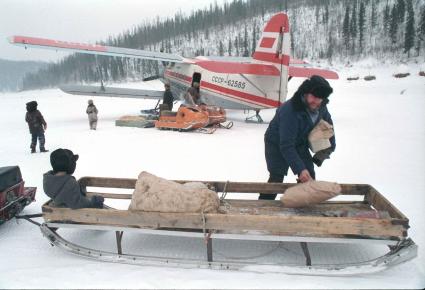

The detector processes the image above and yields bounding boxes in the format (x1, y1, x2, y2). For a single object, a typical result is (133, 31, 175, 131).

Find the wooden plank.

(79, 176, 369, 196)
(365, 186, 409, 227)
(86, 192, 132, 200)
(86, 191, 368, 207)
(222, 199, 372, 217)
(79, 177, 136, 189)
(42, 205, 406, 239)
(84, 194, 374, 217)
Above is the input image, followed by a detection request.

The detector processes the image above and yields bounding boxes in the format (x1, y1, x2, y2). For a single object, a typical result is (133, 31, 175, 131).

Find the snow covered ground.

(0, 63, 424, 288)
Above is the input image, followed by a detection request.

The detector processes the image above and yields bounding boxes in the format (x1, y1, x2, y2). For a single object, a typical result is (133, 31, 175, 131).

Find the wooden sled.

(38, 177, 417, 276)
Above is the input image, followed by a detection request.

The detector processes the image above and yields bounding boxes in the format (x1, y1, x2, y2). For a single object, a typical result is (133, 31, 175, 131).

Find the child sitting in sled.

(43, 149, 104, 209)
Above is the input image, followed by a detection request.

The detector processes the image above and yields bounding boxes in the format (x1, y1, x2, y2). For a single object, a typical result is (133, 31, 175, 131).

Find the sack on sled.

(281, 181, 341, 208)
(129, 171, 220, 213)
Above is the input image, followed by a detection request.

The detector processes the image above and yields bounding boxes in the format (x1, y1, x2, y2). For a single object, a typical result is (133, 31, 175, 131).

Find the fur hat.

(26, 101, 38, 112)
(290, 75, 334, 111)
(50, 149, 79, 174)
(308, 75, 333, 99)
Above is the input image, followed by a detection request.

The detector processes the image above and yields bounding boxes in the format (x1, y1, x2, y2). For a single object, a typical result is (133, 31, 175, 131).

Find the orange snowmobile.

(155, 105, 232, 133)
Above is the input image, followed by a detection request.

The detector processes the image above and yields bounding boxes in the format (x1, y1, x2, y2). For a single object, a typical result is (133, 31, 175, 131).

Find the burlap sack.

(129, 171, 219, 213)
(308, 120, 334, 153)
(280, 181, 341, 208)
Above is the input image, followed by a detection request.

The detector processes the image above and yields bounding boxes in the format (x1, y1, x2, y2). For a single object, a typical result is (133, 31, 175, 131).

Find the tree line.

(22, 0, 425, 90)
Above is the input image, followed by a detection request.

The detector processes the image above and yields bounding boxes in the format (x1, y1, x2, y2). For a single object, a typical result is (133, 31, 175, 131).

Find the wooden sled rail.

(79, 176, 369, 194)
(42, 204, 407, 240)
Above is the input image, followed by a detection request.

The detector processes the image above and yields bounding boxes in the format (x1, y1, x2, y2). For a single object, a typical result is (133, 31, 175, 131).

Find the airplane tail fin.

(253, 12, 290, 67)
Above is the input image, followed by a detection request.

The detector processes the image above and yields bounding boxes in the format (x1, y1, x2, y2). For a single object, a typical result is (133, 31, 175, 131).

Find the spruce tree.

(343, 6, 351, 50)
(416, 6, 425, 56)
(243, 25, 249, 57)
(404, 0, 415, 56)
(390, 4, 398, 44)
(383, 4, 391, 35)
(252, 23, 257, 54)
(419, 6, 425, 40)
(234, 37, 239, 57)
(359, 1, 366, 51)
(218, 40, 224, 56)
(371, 1, 377, 29)
(396, 0, 406, 23)
(350, 2, 358, 39)
(228, 38, 232, 56)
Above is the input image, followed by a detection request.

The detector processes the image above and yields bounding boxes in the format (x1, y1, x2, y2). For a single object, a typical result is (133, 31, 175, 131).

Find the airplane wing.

(8, 35, 184, 63)
(288, 66, 339, 80)
(60, 84, 164, 99)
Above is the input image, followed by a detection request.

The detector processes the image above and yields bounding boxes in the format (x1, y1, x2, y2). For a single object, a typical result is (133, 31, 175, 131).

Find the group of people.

(25, 100, 99, 154)
(24, 100, 103, 208)
(34, 74, 335, 210)
(161, 81, 202, 112)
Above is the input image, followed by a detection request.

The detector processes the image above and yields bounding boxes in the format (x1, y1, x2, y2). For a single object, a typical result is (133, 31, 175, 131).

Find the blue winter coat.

(264, 95, 336, 177)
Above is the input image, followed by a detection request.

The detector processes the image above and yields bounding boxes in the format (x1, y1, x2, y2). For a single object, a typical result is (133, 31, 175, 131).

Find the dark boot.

(259, 173, 284, 200)
(31, 134, 37, 153)
(39, 133, 48, 152)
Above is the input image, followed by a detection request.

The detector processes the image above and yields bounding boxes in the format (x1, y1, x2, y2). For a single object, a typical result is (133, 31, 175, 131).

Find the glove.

(91, 195, 105, 209)
(312, 148, 333, 167)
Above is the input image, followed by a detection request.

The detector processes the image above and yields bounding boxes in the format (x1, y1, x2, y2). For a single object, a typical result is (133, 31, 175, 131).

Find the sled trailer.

(38, 176, 417, 276)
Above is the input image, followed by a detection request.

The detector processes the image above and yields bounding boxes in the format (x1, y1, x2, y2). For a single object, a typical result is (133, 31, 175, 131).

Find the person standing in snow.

(43, 148, 104, 209)
(25, 101, 48, 153)
(86, 99, 98, 130)
(259, 75, 336, 200)
(162, 82, 174, 111)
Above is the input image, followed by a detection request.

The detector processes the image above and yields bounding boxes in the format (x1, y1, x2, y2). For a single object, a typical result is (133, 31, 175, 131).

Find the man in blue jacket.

(259, 75, 336, 200)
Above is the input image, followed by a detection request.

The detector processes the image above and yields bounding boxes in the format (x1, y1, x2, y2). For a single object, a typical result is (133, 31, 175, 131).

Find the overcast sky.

(0, 0, 228, 62)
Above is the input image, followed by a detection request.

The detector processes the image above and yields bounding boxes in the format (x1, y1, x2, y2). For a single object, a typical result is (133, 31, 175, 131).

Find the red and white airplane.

(9, 12, 338, 122)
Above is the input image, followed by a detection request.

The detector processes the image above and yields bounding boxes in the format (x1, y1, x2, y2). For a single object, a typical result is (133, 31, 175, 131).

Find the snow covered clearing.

(0, 63, 424, 288)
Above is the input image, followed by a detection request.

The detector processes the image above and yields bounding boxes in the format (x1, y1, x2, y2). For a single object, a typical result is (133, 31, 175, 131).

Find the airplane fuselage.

(164, 61, 285, 110)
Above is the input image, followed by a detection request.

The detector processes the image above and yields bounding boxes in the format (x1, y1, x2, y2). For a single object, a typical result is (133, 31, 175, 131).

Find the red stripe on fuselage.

(194, 61, 280, 76)
(164, 70, 192, 82)
(200, 81, 281, 108)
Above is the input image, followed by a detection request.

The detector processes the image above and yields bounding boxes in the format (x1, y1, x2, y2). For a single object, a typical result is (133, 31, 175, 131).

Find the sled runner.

(36, 176, 417, 276)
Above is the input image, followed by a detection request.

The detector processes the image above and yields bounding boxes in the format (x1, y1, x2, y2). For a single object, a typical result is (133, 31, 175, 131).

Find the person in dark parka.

(259, 75, 336, 200)
(43, 149, 104, 209)
(162, 83, 174, 111)
(25, 101, 48, 153)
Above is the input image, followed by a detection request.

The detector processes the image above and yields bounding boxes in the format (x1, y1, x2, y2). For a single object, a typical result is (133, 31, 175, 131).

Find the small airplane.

(9, 12, 338, 123)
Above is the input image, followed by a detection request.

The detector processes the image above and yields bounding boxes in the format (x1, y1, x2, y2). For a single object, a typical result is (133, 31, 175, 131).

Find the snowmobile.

(155, 105, 232, 133)
(0, 166, 36, 224)
(22, 175, 417, 276)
